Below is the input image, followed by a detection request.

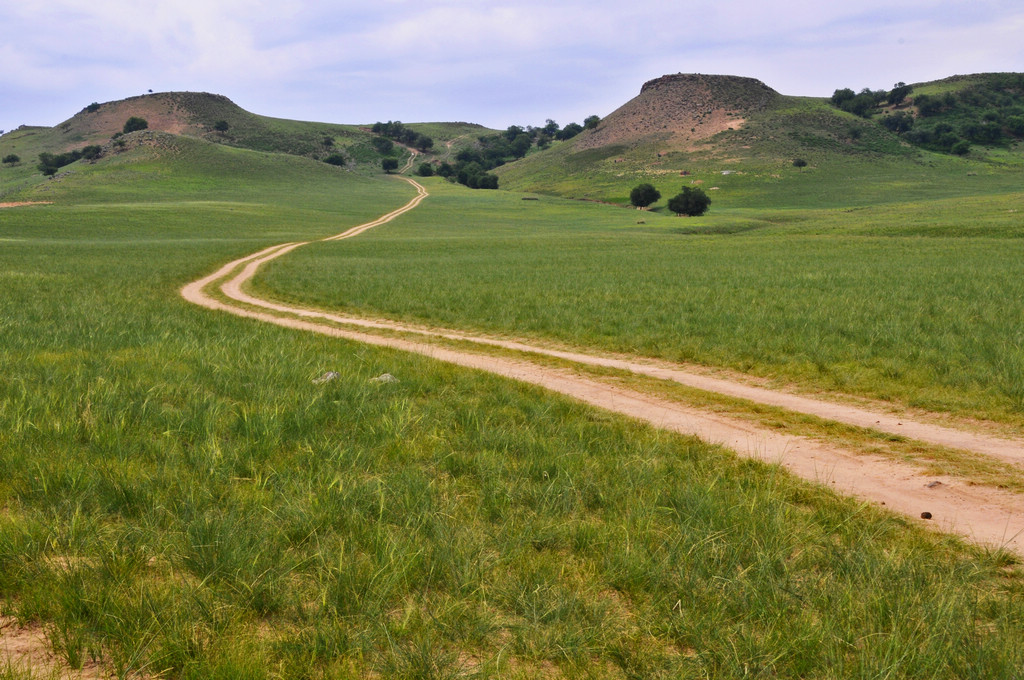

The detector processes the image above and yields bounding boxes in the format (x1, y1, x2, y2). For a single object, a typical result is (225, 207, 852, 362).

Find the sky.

(2, 0, 1023, 134)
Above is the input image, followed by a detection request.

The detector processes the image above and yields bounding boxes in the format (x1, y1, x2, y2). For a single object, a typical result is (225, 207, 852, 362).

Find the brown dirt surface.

(0, 201, 52, 208)
(53, 92, 240, 149)
(574, 74, 778, 152)
(0, 616, 107, 679)
(182, 178, 1024, 555)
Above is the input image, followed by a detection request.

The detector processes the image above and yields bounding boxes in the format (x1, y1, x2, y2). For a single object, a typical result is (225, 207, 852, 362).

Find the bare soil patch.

(0, 202, 52, 208)
(0, 616, 106, 679)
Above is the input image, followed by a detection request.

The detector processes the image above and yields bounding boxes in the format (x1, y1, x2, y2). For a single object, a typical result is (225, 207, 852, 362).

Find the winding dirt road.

(182, 177, 1024, 554)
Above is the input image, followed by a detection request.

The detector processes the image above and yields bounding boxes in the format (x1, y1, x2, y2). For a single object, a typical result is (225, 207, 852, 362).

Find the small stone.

(370, 373, 399, 384)
(312, 371, 340, 384)
(926, 481, 942, 489)
(921, 512, 933, 520)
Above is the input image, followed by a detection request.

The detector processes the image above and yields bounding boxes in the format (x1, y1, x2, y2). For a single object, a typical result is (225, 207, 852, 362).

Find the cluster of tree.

(830, 75, 1024, 156)
(830, 82, 913, 118)
(37, 146, 102, 176)
(629, 183, 711, 216)
(433, 115, 600, 189)
(371, 121, 434, 152)
(902, 78, 1024, 154)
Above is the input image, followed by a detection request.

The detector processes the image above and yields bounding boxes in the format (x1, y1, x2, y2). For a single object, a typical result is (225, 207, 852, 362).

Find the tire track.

(182, 179, 1024, 553)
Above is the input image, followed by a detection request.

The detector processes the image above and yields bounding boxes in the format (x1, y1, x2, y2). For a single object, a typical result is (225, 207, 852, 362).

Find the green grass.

(3, 131, 1024, 678)
(256, 180, 1024, 427)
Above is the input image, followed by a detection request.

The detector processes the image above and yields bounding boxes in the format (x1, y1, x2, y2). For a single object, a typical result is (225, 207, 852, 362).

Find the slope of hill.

(577, 73, 780, 153)
(495, 72, 1024, 208)
(0, 92, 495, 201)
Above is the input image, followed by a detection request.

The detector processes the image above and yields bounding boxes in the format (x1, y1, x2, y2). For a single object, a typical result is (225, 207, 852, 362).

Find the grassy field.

(256, 179, 1024, 428)
(2, 134, 1024, 678)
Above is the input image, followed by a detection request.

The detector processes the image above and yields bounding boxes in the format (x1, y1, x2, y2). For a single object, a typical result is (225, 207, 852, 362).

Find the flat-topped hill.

(578, 74, 780, 152)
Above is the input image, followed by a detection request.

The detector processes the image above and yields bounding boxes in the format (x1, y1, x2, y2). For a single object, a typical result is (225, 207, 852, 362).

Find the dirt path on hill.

(0, 202, 52, 208)
(181, 178, 1024, 554)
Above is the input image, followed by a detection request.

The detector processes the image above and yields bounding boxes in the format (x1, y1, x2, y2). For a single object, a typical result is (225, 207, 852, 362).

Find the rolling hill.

(495, 72, 1024, 207)
(0, 92, 493, 201)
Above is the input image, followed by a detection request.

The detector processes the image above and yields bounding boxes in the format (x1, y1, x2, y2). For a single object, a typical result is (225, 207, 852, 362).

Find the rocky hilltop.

(577, 73, 780, 151)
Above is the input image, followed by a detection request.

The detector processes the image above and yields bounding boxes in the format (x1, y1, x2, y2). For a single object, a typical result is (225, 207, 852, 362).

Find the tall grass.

(256, 181, 1024, 426)
(1, 146, 1024, 677)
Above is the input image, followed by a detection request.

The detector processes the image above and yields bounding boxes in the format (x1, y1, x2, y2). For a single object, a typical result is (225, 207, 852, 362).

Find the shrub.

(86, 102, 101, 113)
(323, 154, 347, 166)
(372, 137, 394, 154)
(668, 186, 711, 216)
(416, 162, 434, 177)
(214, 120, 230, 132)
(630, 183, 661, 208)
(2, 154, 20, 164)
(80, 145, 102, 160)
(951, 140, 971, 155)
(122, 117, 148, 134)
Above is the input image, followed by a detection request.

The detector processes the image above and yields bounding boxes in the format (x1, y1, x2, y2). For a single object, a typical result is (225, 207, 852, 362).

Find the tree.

(382, 158, 399, 173)
(556, 122, 584, 140)
(667, 186, 711, 216)
(214, 120, 230, 132)
(793, 158, 807, 169)
(123, 117, 148, 133)
(629, 183, 661, 209)
(584, 115, 601, 130)
(510, 134, 532, 158)
(881, 111, 914, 133)
(416, 162, 434, 177)
(2, 154, 19, 164)
(951, 140, 971, 155)
(372, 137, 394, 154)
(887, 82, 913, 106)
(414, 134, 434, 152)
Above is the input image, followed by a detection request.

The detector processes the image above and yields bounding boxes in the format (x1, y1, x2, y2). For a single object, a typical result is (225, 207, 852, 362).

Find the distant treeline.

(830, 74, 1024, 155)
(397, 115, 600, 189)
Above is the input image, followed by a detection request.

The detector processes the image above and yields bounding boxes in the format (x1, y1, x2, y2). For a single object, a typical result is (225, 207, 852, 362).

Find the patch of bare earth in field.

(0, 617, 107, 679)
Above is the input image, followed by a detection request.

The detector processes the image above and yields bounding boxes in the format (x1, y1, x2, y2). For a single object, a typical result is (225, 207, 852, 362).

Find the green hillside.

(0, 92, 496, 200)
(495, 73, 1024, 208)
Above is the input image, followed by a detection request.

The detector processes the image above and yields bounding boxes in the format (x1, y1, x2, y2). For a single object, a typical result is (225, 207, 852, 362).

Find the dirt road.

(182, 178, 1024, 554)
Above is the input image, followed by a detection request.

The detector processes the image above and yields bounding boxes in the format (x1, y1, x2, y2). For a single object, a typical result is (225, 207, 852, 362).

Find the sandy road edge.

(182, 178, 1024, 554)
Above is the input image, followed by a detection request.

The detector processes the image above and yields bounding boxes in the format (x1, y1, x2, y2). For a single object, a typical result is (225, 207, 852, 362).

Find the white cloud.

(1, 0, 1022, 132)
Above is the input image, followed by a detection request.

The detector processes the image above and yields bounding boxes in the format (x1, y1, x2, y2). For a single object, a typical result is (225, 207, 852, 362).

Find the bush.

(123, 117, 148, 134)
(323, 154, 347, 166)
(214, 120, 230, 132)
(951, 140, 971, 155)
(80, 145, 102, 160)
(416, 162, 434, 177)
(2, 154, 20, 164)
(630, 183, 661, 208)
(86, 102, 101, 113)
(372, 137, 394, 154)
(668, 186, 711, 216)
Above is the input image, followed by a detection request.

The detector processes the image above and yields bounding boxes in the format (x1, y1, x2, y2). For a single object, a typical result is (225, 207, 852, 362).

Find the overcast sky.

(2, 0, 1022, 134)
